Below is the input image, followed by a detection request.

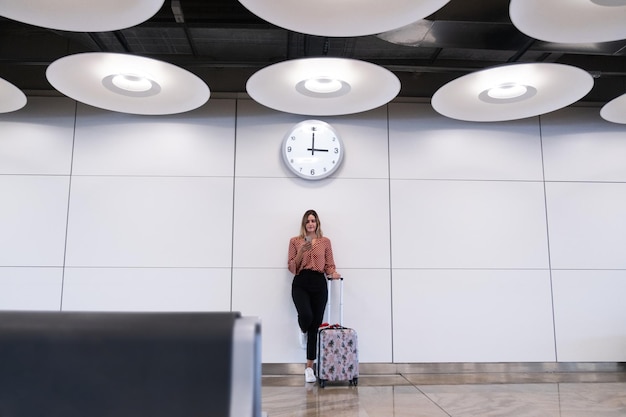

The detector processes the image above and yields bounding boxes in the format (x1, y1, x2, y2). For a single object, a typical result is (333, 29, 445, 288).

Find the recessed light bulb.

(112, 74, 153, 92)
(487, 83, 528, 100)
(304, 77, 343, 94)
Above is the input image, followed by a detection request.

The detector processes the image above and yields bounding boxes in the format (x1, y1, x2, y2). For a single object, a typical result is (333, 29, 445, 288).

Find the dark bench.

(0, 311, 262, 417)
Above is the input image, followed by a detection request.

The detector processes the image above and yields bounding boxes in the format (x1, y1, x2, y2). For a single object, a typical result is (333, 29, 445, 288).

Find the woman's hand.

(295, 240, 311, 266)
(298, 241, 312, 255)
(327, 272, 341, 279)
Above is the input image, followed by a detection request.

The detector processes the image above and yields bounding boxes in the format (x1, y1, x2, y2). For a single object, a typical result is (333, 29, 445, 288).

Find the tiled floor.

(261, 365, 626, 417)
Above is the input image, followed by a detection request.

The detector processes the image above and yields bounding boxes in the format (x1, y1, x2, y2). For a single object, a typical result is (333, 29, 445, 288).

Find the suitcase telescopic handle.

(326, 277, 344, 326)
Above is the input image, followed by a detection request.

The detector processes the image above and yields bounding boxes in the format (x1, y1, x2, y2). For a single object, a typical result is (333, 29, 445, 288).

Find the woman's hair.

(299, 209, 323, 238)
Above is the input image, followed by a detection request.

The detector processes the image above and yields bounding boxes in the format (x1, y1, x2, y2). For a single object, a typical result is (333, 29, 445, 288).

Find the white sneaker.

(305, 367, 316, 383)
(299, 329, 307, 350)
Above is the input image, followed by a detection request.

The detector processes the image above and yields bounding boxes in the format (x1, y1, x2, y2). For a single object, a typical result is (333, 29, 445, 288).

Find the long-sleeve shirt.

(287, 236, 337, 276)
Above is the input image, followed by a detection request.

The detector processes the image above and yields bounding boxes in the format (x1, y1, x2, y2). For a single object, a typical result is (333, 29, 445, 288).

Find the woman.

(288, 209, 341, 383)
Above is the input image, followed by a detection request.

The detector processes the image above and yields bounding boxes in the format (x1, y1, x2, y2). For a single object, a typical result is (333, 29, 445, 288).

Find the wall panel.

(232, 268, 300, 363)
(0, 267, 63, 310)
(0, 176, 70, 266)
(542, 107, 626, 182)
(232, 177, 390, 269)
(65, 176, 233, 267)
(546, 182, 626, 270)
(333, 269, 393, 363)
(389, 103, 543, 181)
(232, 268, 393, 363)
(553, 270, 626, 361)
(62, 267, 231, 312)
(392, 269, 556, 362)
(72, 101, 236, 176)
(390, 179, 549, 269)
(0, 97, 75, 175)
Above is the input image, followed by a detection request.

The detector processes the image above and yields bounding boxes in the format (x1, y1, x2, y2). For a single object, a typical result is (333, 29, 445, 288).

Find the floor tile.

(559, 383, 626, 417)
(418, 384, 560, 417)
(262, 385, 450, 417)
(261, 371, 626, 416)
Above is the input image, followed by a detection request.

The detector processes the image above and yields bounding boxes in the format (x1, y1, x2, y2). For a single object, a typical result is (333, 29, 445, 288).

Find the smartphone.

(304, 236, 312, 243)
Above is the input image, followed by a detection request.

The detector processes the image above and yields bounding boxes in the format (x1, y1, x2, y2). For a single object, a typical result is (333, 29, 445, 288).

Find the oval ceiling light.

(0, 0, 164, 32)
(237, 0, 450, 37)
(46, 53, 210, 115)
(510, 0, 626, 43)
(246, 58, 400, 116)
(431, 63, 593, 122)
(0, 77, 26, 113)
(600, 93, 626, 124)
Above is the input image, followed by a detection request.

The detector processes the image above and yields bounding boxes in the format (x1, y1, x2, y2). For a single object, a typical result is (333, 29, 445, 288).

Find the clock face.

(282, 120, 344, 180)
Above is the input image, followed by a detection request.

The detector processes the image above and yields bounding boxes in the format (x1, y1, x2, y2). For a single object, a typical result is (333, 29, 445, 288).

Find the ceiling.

(1, 0, 625, 105)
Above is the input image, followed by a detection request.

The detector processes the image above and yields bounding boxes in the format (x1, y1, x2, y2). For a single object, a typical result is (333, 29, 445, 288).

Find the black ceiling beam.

(113, 31, 131, 53)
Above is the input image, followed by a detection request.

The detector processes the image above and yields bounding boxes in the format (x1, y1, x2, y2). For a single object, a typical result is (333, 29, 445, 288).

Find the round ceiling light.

(0, 0, 164, 32)
(510, 0, 626, 43)
(600, 93, 626, 124)
(46, 53, 210, 115)
(237, 0, 450, 37)
(0, 77, 26, 113)
(431, 63, 594, 122)
(246, 58, 400, 116)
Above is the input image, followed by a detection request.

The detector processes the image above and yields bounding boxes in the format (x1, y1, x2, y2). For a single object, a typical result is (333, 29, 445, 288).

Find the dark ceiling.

(1, 0, 625, 104)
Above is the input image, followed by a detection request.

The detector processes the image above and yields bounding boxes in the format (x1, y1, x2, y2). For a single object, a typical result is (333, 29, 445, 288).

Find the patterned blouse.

(288, 236, 337, 276)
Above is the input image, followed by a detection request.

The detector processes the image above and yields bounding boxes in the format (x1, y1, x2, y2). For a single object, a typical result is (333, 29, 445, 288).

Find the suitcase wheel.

(319, 379, 326, 388)
(349, 378, 358, 386)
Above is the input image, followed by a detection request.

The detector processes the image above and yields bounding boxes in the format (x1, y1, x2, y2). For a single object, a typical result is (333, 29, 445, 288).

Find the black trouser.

(292, 269, 328, 361)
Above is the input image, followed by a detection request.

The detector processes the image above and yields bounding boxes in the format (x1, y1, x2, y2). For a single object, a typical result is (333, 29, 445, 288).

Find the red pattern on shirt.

(288, 236, 337, 276)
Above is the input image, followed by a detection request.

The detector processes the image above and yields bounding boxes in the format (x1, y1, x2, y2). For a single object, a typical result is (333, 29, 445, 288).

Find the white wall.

(0, 97, 625, 363)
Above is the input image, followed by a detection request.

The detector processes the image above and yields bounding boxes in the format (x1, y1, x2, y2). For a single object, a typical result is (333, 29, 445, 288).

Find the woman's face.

(305, 214, 317, 234)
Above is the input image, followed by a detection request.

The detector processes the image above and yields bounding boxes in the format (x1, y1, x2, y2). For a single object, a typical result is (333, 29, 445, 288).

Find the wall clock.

(281, 120, 344, 180)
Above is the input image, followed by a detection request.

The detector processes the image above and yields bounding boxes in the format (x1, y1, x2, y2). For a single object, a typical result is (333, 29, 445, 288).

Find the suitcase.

(316, 278, 359, 388)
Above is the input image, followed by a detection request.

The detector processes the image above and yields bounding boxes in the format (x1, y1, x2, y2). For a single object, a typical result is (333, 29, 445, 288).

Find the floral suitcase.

(316, 278, 359, 388)
(316, 325, 359, 387)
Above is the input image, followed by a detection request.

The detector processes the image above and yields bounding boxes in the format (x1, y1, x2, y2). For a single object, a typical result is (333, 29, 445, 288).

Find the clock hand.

(307, 132, 329, 154)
